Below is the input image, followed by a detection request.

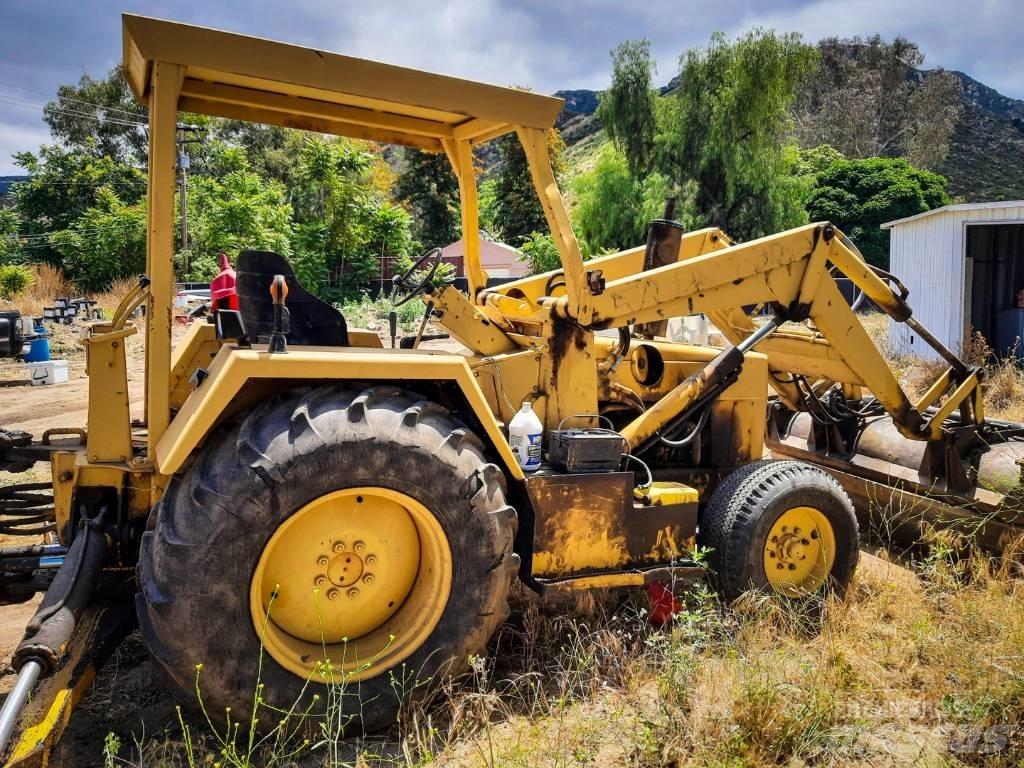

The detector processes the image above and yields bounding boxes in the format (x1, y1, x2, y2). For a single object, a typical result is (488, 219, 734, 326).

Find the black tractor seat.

(236, 250, 349, 347)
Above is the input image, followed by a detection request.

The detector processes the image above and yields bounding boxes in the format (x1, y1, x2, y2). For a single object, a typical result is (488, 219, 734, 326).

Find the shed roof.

(122, 14, 564, 152)
(881, 200, 1024, 230)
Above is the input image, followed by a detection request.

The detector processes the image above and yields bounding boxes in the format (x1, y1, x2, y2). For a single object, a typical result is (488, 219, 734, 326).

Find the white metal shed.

(882, 201, 1024, 359)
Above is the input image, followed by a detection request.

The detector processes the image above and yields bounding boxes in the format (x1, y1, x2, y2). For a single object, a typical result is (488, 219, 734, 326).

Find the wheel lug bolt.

(327, 588, 340, 600)
(314, 575, 326, 587)
(793, 527, 800, 535)
(366, 555, 377, 565)
(347, 588, 359, 599)
(811, 530, 819, 539)
(777, 563, 784, 570)
(317, 556, 329, 567)
(354, 541, 365, 553)
(333, 541, 345, 553)
(802, 539, 810, 546)
(363, 573, 374, 584)
(788, 563, 796, 571)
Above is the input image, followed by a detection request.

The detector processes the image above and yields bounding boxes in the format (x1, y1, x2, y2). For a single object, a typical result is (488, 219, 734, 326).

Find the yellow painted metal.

(155, 345, 525, 480)
(250, 487, 451, 681)
(431, 285, 517, 356)
(763, 506, 836, 597)
(82, 326, 134, 463)
(443, 139, 487, 297)
(915, 367, 953, 413)
(5, 605, 128, 768)
(168, 321, 221, 411)
(50, 452, 77, 543)
(635, 482, 700, 505)
(536, 317, 599, 431)
(346, 328, 385, 348)
(469, 347, 544, 426)
(619, 368, 708, 449)
(516, 126, 590, 323)
(143, 60, 184, 454)
(122, 15, 563, 147)
(928, 371, 981, 440)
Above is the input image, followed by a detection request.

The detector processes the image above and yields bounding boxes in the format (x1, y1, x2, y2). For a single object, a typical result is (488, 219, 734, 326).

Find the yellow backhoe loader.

(1, 14, 1022, 764)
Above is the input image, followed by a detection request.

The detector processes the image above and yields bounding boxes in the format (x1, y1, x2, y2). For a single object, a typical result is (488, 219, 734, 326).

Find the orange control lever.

(269, 274, 288, 305)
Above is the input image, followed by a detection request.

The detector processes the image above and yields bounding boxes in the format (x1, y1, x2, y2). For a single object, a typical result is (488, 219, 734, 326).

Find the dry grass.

(107, 551, 1023, 767)
(3, 264, 74, 317)
(863, 312, 1024, 423)
(4, 266, 135, 320)
(91, 277, 137, 319)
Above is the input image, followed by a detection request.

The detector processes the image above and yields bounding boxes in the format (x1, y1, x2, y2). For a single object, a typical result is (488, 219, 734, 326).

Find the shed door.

(966, 224, 1024, 355)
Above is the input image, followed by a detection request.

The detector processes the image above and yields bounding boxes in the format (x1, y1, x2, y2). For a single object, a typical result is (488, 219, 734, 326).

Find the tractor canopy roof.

(122, 14, 564, 152)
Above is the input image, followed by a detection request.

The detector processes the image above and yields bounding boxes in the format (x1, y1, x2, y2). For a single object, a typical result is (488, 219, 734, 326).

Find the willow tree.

(657, 30, 818, 241)
(598, 39, 658, 178)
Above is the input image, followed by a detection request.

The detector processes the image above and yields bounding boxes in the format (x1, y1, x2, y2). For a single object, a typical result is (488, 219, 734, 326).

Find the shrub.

(519, 232, 561, 275)
(0, 264, 33, 299)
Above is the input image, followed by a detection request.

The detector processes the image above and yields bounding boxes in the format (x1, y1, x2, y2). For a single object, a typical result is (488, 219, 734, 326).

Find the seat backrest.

(236, 250, 349, 347)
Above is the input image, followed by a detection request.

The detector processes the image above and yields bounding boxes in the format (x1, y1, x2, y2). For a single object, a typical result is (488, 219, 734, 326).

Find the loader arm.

(560, 222, 980, 447)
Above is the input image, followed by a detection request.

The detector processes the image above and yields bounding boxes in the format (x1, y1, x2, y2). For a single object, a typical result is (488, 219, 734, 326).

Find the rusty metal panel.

(525, 471, 696, 579)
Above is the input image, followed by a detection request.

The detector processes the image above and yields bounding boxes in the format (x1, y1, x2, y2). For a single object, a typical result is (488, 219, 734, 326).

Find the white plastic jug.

(509, 402, 543, 472)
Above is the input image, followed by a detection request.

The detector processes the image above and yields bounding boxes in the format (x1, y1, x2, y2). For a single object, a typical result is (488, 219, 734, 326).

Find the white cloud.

(0, 123, 51, 176)
(294, 0, 577, 90)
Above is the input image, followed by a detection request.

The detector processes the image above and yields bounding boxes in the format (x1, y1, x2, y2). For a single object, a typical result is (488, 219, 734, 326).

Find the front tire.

(137, 384, 518, 732)
(698, 460, 858, 600)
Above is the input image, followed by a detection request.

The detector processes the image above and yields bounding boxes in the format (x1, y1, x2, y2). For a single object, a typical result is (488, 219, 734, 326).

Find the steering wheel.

(391, 247, 444, 306)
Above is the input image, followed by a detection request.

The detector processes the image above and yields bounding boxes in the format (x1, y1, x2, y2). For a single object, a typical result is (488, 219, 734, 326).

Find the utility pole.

(176, 123, 202, 277)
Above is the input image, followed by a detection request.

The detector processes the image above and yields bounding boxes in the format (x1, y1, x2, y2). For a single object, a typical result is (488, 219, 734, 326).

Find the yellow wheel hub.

(250, 487, 452, 681)
(763, 506, 836, 597)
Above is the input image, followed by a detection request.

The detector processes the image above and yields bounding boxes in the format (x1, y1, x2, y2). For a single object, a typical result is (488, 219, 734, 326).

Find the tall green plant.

(656, 30, 818, 241)
(572, 143, 675, 253)
(598, 39, 658, 177)
(807, 156, 950, 267)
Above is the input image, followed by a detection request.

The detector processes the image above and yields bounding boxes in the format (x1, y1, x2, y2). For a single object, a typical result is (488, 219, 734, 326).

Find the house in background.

(441, 235, 529, 279)
(883, 201, 1024, 360)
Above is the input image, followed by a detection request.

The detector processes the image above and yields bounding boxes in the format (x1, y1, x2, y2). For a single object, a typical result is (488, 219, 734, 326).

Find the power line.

(5, 221, 145, 243)
(0, 80, 147, 121)
(0, 94, 148, 130)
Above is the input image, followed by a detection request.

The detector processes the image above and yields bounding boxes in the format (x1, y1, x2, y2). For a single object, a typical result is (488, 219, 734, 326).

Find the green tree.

(519, 232, 561, 275)
(287, 136, 412, 297)
(597, 39, 658, 177)
(490, 128, 565, 246)
(44, 65, 148, 165)
(0, 208, 22, 265)
(572, 142, 674, 253)
(9, 145, 147, 267)
(656, 30, 818, 241)
(807, 156, 950, 267)
(394, 148, 460, 248)
(188, 146, 294, 271)
(49, 187, 147, 291)
(794, 144, 845, 179)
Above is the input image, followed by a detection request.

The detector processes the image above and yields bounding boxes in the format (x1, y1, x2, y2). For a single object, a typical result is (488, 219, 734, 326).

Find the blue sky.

(0, 0, 1021, 174)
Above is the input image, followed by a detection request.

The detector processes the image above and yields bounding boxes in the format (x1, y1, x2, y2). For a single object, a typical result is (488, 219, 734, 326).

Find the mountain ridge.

(550, 70, 1024, 201)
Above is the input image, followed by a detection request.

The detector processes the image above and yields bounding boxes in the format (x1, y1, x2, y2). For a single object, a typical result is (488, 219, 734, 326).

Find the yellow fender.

(155, 345, 525, 480)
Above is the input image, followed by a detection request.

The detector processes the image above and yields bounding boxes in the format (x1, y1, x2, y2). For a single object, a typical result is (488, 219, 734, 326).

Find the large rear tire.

(137, 384, 518, 732)
(698, 459, 858, 600)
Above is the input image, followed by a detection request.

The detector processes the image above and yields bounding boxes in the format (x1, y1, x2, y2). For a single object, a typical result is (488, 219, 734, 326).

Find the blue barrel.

(24, 337, 50, 363)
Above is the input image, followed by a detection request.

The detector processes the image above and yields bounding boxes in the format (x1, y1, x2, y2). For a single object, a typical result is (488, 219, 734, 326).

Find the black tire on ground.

(698, 459, 859, 600)
(136, 384, 519, 732)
